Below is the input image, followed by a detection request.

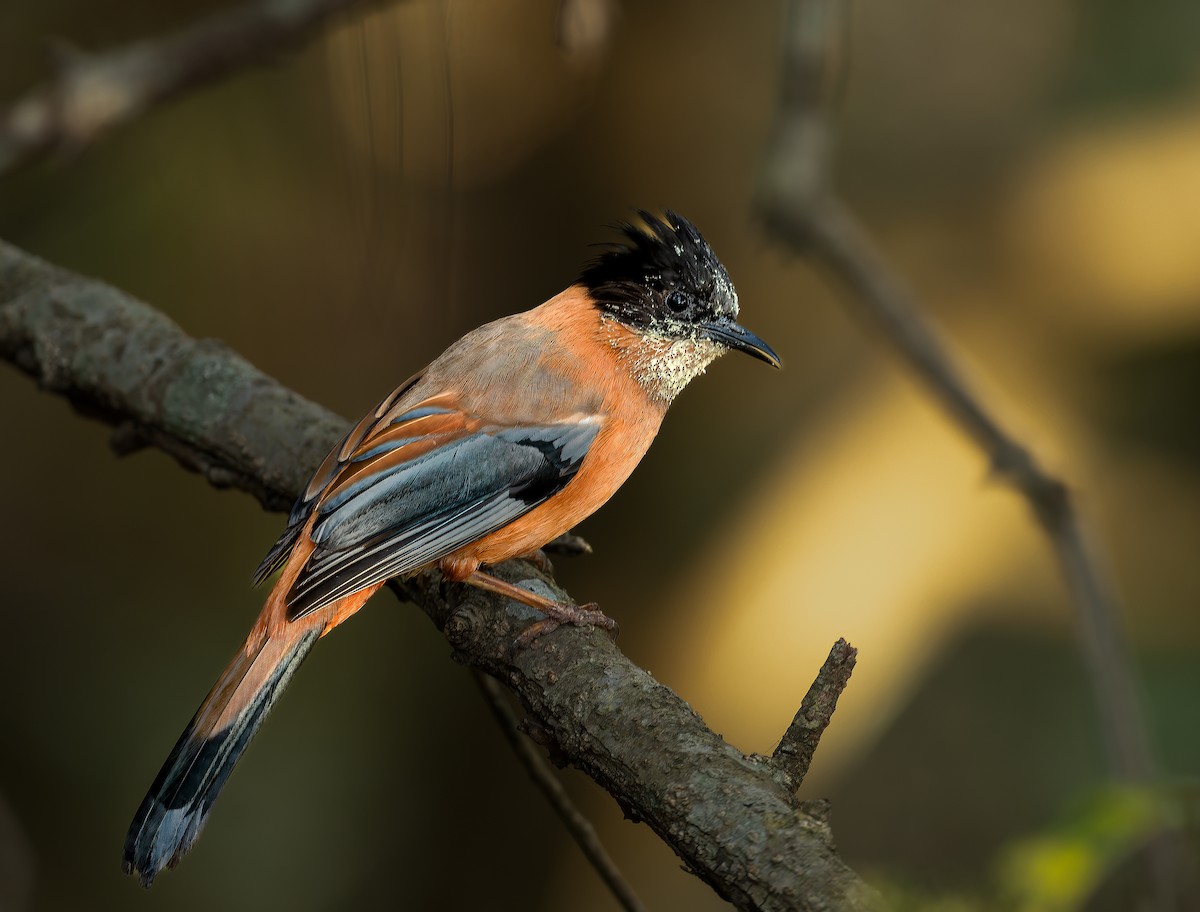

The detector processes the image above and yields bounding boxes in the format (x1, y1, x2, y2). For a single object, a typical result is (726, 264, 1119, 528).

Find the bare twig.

(543, 531, 593, 557)
(771, 639, 857, 793)
(473, 671, 647, 912)
(756, 0, 1153, 787)
(0, 239, 880, 912)
(757, 1, 1180, 907)
(0, 0, 391, 176)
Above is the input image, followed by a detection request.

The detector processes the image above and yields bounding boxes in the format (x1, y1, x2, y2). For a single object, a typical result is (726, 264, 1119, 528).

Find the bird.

(121, 210, 779, 887)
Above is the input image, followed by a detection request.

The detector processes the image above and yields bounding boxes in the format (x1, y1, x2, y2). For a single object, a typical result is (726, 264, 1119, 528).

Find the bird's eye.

(665, 290, 690, 313)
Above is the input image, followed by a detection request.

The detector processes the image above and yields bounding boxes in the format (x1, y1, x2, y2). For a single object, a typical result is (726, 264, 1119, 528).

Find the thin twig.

(756, 0, 1153, 788)
(543, 531, 593, 557)
(473, 671, 647, 912)
(770, 639, 857, 793)
(757, 1, 1179, 907)
(0, 0, 390, 176)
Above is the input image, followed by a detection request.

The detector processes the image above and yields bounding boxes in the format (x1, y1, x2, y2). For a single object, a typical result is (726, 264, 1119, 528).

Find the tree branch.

(0, 0, 390, 176)
(770, 639, 857, 794)
(0, 239, 880, 911)
(472, 670, 647, 912)
(755, 0, 1153, 787)
(0, 240, 344, 511)
(756, 4, 1188, 907)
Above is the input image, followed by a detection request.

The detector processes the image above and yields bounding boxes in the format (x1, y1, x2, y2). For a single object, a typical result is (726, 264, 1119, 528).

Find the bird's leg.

(463, 570, 618, 647)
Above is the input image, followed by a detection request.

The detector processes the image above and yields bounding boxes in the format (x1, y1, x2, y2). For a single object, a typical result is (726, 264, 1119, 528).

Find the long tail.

(122, 625, 320, 887)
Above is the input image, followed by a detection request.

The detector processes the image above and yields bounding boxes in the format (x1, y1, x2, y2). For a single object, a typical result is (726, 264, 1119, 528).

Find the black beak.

(701, 318, 782, 368)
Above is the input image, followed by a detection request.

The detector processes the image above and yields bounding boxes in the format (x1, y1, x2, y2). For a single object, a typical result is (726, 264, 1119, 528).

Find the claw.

(463, 569, 618, 650)
(512, 601, 619, 650)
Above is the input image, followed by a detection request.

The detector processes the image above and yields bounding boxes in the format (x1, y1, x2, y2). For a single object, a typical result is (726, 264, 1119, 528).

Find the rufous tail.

(121, 624, 318, 887)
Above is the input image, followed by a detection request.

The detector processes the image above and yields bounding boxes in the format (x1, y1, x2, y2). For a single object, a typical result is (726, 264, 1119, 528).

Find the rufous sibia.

(123, 211, 779, 886)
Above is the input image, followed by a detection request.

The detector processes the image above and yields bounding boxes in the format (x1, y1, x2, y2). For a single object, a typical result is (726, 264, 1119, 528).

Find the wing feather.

(283, 421, 599, 621)
(285, 493, 530, 615)
(252, 373, 426, 586)
(253, 382, 601, 618)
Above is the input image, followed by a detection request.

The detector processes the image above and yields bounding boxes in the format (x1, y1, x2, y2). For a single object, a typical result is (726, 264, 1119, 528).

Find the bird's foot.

(462, 570, 618, 649)
(513, 602, 618, 649)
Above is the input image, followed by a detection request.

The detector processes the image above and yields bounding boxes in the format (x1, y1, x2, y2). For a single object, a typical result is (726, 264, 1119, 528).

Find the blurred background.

(1, 0, 1199, 909)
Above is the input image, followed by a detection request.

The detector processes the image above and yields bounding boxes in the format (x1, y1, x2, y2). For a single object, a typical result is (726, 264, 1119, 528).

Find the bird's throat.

(603, 320, 725, 403)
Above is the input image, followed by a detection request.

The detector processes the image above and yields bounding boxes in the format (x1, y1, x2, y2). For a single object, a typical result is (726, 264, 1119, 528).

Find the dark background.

(1, 0, 1198, 909)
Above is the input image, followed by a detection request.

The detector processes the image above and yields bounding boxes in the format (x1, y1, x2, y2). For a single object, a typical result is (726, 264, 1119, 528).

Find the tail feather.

(122, 627, 319, 887)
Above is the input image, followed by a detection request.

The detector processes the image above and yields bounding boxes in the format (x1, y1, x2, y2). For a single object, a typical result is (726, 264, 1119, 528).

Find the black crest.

(579, 210, 739, 334)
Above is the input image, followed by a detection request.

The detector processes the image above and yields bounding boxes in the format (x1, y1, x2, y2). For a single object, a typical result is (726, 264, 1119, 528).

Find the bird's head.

(579, 210, 779, 401)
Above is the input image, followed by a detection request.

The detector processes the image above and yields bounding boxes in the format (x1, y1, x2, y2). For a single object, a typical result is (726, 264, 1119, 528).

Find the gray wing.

(283, 421, 599, 621)
(252, 373, 426, 587)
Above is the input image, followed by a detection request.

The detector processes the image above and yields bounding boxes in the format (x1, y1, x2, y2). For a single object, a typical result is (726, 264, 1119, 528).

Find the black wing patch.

(282, 421, 599, 621)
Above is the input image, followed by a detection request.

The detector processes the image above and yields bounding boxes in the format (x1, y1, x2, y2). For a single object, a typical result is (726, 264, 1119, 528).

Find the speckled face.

(580, 210, 741, 342)
(603, 330, 726, 403)
(580, 211, 780, 402)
